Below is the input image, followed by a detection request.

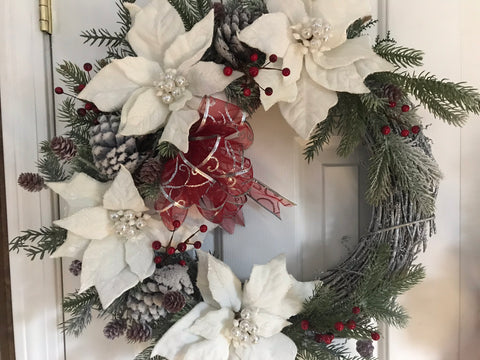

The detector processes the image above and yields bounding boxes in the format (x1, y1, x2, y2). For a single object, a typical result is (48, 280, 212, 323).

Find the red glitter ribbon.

(156, 97, 294, 233)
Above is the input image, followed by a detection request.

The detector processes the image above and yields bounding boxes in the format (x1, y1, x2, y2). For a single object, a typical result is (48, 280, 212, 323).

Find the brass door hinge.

(39, 0, 52, 34)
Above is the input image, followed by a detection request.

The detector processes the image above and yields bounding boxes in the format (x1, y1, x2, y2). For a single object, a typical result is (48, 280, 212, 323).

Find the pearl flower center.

(154, 69, 189, 105)
(110, 209, 150, 238)
(230, 308, 260, 345)
(292, 17, 332, 52)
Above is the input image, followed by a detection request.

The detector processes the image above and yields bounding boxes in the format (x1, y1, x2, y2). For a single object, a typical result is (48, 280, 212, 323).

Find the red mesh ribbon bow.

(156, 97, 293, 233)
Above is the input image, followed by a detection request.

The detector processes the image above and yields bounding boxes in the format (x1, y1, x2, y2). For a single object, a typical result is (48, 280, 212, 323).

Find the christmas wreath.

(10, 0, 480, 359)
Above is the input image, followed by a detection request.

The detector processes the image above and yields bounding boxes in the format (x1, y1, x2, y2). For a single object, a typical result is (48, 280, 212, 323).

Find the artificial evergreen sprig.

(373, 41, 424, 68)
(57, 61, 90, 94)
(167, 0, 212, 31)
(9, 225, 67, 260)
(62, 288, 103, 337)
(37, 140, 69, 182)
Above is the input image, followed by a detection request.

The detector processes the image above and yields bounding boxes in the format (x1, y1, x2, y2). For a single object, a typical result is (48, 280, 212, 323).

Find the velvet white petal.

(265, 0, 308, 25)
(124, 231, 156, 280)
(47, 172, 109, 214)
(126, 0, 185, 63)
(169, 90, 193, 112)
(54, 206, 112, 240)
(184, 337, 231, 360)
(255, 70, 298, 111)
(314, 37, 379, 70)
(354, 55, 396, 79)
(95, 267, 140, 308)
(202, 251, 242, 312)
(80, 236, 126, 292)
(197, 251, 220, 309)
(51, 232, 90, 258)
(119, 87, 170, 136)
(102, 166, 147, 212)
(159, 109, 200, 153)
(164, 10, 215, 71)
(233, 334, 297, 360)
(238, 13, 293, 58)
(305, 53, 369, 93)
(253, 311, 291, 338)
(152, 302, 214, 358)
(78, 57, 161, 112)
(189, 308, 234, 340)
(278, 73, 338, 138)
(187, 62, 243, 97)
(282, 43, 307, 86)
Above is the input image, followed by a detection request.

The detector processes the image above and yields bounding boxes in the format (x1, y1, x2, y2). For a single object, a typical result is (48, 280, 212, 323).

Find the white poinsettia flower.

(152, 251, 318, 360)
(79, 0, 241, 153)
(48, 167, 213, 308)
(238, 0, 395, 139)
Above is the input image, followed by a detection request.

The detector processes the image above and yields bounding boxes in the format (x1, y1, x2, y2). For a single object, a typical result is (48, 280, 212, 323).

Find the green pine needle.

(38, 141, 69, 182)
(304, 113, 337, 163)
(347, 17, 378, 39)
(374, 42, 424, 68)
(167, 0, 212, 31)
(57, 61, 89, 94)
(9, 225, 67, 260)
(62, 288, 102, 337)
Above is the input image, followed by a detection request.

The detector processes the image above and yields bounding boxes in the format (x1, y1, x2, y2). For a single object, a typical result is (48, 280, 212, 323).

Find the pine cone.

(163, 291, 186, 313)
(382, 84, 403, 102)
(68, 260, 82, 276)
(126, 322, 152, 343)
(18, 172, 45, 192)
(90, 115, 140, 179)
(356, 339, 374, 358)
(139, 158, 163, 184)
(103, 319, 127, 340)
(50, 136, 77, 160)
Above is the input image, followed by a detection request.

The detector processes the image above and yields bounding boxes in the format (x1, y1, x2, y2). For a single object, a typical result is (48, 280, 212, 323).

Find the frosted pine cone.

(163, 291, 186, 313)
(50, 136, 77, 160)
(103, 319, 126, 340)
(90, 115, 140, 179)
(126, 322, 152, 343)
(68, 260, 82, 276)
(18, 172, 45, 192)
(139, 158, 163, 184)
(356, 339, 374, 358)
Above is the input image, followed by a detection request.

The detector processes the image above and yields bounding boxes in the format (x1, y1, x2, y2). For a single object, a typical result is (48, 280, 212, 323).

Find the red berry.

(173, 220, 181, 229)
(324, 334, 334, 345)
(223, 66, 233, 76)
(193, 241, 202, 249)
(265, 87, 273, 96)
(167, 246, 176, 255)
(243, 88, 251, 97)
(199, 224, 208, 233)
(154, 256, 162, 264)
(388, 101, 397, 108)
(402, 104, 410, 112)
(282, 68, 291, 77)
(352, 306, 361, 315)
(179, 260, 186, 266)
(334, 322, 344, 332)
(250, 53, 259, 62)
(152, 241, 162, 250)
(411, 125, 420, 134)
(76, 84, 86, 92)
(314, 333, 324, 343)
(381, 126, 391, 135)
(300, 320, 310, 330)
(177, 242, 187, 253)
(54, 87, 64, 95)
(401, 129, 410, 137)
(83, 63, 93, 71)
(85, 102, 94, 110)
(269, 54, 278, 63)
(371, 332, 380, 341)
(92, 106, 100, 114)
(347, 320, 356, 330)
(249, 66, 259, 77)
(77, 108, 87, 116)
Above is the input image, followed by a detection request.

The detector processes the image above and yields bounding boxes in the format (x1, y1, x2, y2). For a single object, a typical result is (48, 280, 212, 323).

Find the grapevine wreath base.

(10, 0, 480, 359)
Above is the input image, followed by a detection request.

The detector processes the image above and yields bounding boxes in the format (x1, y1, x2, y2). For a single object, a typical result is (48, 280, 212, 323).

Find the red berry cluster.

(388, 101, 410, 113)
(381, 125, 422, 137)
(151, 222, 208, 267)
(222, 53, 290, 97)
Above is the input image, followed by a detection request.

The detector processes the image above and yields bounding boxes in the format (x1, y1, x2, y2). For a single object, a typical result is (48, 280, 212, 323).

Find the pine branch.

(9, 225, 67, 260)
(304, 113, 337, 163)
(347, 17, 377, 39)
(37, 141, 69, 182)
(62, 288, 102, 337)
(57, 61, 89, 93)
(157, 141, 180, 160)
(225, 76, 261, 114)
(80, 28, 125, 47)
(374, 42, 424, 68)
(167, 0, 212, 31)
(134, 345, 166, 360)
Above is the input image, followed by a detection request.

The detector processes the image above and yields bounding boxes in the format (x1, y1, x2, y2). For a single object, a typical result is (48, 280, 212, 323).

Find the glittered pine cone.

(356, 339, 374, 358)
(139, 158, 163, 184)
(103, 319, 127, 340)
(68, 260, 82, 276)
(17, 172, 45, 192)
(50, 136, 77, 160)
(163, 291, 186, 314)
(126, 322, 152, 343)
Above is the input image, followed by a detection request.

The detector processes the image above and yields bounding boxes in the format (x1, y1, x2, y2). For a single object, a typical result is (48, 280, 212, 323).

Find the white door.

(1, 1, 479, 360)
